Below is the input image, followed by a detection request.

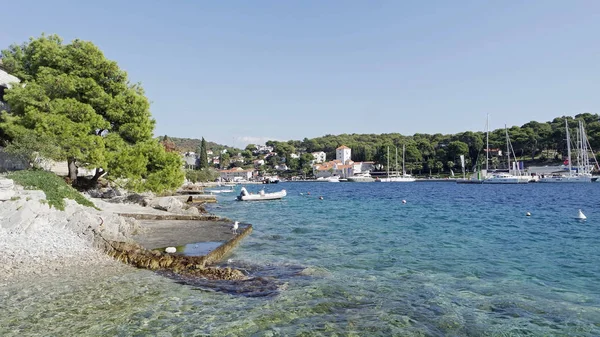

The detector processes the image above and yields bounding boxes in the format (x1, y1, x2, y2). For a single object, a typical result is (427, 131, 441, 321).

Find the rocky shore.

(0, 177, 244, 286)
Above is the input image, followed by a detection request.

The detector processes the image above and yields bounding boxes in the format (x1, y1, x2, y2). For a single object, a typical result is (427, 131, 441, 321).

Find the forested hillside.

(266, 113, 600, 174)
(159, 136, 241, 154)
(164, 113, 600, 176)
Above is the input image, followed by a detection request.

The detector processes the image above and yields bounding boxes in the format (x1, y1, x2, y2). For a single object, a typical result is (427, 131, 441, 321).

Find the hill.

(159, 136, 241, 154)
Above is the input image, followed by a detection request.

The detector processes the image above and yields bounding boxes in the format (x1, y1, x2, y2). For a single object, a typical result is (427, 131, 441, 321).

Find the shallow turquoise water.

(209, 182, 600, 335)
(1, 182, 599, 336)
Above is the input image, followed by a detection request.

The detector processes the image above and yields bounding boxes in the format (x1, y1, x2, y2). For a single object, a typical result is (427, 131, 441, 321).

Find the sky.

(2, 1, 600, 147)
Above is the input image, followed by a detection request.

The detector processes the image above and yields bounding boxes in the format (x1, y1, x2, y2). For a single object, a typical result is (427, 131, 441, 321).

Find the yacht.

(316, 176, 341, 182)
(483, 125, 530, 184)
(483, 172, 530, 184)
(538, 120, 598, 183)
(377, 145, 416, 182)
(347, 172, 375, 182)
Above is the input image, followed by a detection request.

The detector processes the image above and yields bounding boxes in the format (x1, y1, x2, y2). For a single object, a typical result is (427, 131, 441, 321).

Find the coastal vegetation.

(171, 113, 600, 179)
(185, 168, 220, 183)
(0, 34, 184, 193)
(7, 170, 96, 210)
(265, 113, 600, 175)
(162, 136, 240, 154)
(175, 113, 600, 178)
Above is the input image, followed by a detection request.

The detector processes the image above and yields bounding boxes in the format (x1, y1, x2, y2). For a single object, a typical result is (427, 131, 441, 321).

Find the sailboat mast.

(486, 114, 489, 172)
(402, 144, 406, 176)
(580, 120, 588, 174)
(505, 125, 510, 173)
(566, 120, 572, 175)
(387, 146, 390, 178)
(576, 121, 582, 171)
(395, 146, 398, 177)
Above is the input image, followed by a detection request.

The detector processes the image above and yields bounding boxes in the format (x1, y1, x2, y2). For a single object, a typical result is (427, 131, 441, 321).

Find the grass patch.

(7, 170, 98, 211)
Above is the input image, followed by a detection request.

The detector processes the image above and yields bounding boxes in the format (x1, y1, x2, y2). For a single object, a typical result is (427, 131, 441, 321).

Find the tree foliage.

(0, 34, 183, 191)
(257, 113, 600, 176)
(198, 137, 209, 169)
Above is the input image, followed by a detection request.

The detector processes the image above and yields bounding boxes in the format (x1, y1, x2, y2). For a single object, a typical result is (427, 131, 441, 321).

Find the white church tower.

(336, 145, 351, 164)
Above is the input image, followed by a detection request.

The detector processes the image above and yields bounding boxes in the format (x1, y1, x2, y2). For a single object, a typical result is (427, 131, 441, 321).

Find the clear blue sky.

(2, 1, 600, 147)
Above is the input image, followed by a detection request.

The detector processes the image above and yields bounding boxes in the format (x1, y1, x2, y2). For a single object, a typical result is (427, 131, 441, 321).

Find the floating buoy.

(577, 209, 587, 220)
(526, 212, 531, 216)
(165, 247, 176, 253)
(402, 200, 407, 204)
(319, 196, 324, 200)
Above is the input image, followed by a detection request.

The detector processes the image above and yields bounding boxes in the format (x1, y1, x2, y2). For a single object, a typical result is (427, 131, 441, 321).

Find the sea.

(2, 182, 599, 336)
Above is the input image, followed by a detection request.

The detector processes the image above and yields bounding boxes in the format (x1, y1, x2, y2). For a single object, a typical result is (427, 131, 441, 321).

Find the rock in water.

(0, 178, 16, 201)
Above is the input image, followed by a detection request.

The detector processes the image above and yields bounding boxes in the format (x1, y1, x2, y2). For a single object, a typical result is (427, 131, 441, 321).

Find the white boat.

(347, 171, 375, 182)
(378, 145, 415, 182)
(483, 172, 529, 184)
(483, 125, 530, 184)
(237, 187, 286, 201)
(316, 176, 341, 182)
(539, 120, 599, 183)
(457, 115, 490, 184)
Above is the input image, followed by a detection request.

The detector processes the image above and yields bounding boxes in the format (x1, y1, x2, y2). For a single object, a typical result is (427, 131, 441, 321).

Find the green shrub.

(8, 170, 97, 211)
(185, 168, 220, 183)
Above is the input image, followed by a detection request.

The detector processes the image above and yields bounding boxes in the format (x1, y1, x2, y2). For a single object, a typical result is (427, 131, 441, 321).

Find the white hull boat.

(483, 173, 530, 184)
(538, 174, 597, 183)
(483, 125, 530, 184)
(378, 175, 416, 182)
(538, 120, 599, 183)
(377, 145, 415, 182)
(237, 187, 286, 201)
(316, 176, 340, 182)
(347, 172, 375, 182)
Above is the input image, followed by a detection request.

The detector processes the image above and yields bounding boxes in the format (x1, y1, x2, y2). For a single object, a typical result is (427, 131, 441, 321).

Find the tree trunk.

(91, 168, 106, 182)
(67, 158, 78, 181)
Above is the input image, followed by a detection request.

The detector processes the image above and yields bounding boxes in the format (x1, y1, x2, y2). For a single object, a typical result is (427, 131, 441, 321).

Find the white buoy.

(232, 221, 239, 234)
(526, 212, 531, 216)
(165, 247, 176, 253)
(402, 200, 407, 204)
(577, 209, 587, 220)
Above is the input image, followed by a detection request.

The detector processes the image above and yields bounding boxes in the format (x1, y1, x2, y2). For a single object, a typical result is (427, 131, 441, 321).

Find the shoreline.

(0, 179, 251, 286)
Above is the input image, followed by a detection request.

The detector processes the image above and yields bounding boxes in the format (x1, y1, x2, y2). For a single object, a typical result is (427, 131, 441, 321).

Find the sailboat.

(457, 115, 489, 184)
(538, 120, 599, 183)
(378, 145, 416, 182)
(483, 125, 530, 184)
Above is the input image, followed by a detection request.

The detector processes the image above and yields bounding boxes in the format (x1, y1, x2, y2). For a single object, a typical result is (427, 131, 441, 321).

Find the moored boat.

(538, 120, 599, 183)
(346, 172, 375, 182)
(316, 176, 341, 183)
(237, 187, 286, 201)
(483, 172, 530, 184)
(483, 125, 530, 184)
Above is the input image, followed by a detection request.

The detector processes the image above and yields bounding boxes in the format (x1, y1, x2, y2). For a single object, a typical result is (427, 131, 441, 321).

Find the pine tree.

(199, 137, 209, 169)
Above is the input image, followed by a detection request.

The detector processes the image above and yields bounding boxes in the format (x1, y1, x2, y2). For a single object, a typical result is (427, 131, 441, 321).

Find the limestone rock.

(184, 206, 200, 216)
(0, 178, 16, 201)
(153, 196, 184, 213)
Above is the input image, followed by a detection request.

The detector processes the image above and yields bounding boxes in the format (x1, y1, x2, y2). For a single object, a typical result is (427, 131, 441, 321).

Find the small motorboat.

(237, 187, 286, 201)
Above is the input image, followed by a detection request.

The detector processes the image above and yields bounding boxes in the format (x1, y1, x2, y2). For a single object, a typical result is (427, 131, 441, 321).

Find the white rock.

(184, 206, 200, 216)
(153, 196, 184, 213)
(0, 178, 16, 201)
